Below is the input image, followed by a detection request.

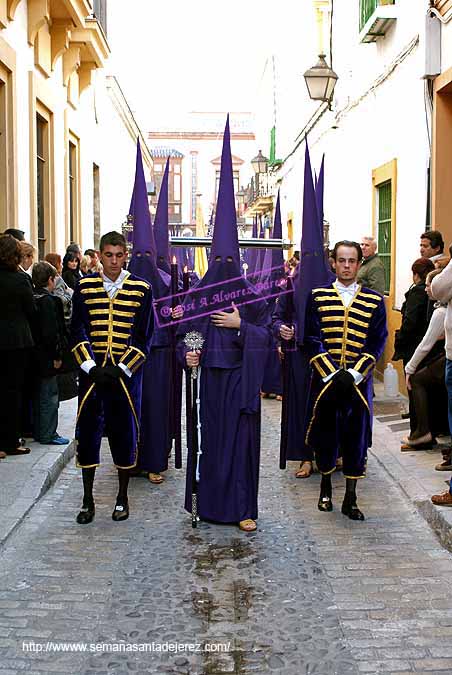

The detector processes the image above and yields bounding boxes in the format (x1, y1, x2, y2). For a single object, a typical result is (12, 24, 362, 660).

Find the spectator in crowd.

(3, 228, 25, 241)
(19, 242, 36, 434)
(84, 249, 101, 273)
(429, 256, 452, 505)
(62, 251, 81, 289)
(44, 253, 77, 402)
(66, 242, 82, 261)
(31, 262, 69, 446)
(420, 231, 444, 262)
(357, 236, 386, 294)
(0, 235, 35, 456)
(402, 268, 447, 449)
(288, 252, 299, 274)
(79, 255, 91, 276)
(19, 242, 35, 275)
(393, 257, 435, 437)
(435, 256, 450, 270)
(45, 253, 73, 327)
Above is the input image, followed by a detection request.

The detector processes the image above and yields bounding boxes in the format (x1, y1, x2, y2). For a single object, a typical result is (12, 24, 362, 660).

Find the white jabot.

(334, 280, 359, 308)
(102, 269, 129, 299)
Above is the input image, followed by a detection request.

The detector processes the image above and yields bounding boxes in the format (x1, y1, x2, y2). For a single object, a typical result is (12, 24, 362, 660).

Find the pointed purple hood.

(209, 115, 240, 268)
(294, 141, 334, 345)
(260, 190, 285, 296)
(315, 154, 325, 236)
(176, 116, 267, 367)
(245, 216, 259, 277)
(154, 158, 171, 274)
(128, 138, 170, 299)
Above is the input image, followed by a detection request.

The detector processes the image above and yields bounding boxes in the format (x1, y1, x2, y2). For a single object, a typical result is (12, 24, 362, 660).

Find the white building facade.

(252, 0, 441, 373)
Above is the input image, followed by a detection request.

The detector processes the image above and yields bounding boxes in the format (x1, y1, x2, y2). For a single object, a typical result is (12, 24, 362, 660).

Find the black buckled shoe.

(341, 499, 365, 521)
(318, 495, 333, 512)
(76, 504, 95, 525)
(112, 501, 129, 522)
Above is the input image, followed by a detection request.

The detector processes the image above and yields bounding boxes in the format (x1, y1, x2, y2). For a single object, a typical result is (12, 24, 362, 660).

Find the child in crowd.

(31, 262, 70, 446)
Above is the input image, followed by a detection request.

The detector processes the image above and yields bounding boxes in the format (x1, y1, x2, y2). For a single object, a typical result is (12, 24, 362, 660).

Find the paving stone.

(0, 398, 452, 673)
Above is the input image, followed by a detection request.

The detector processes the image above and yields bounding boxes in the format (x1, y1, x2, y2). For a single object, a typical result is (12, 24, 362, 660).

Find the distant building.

(148, 112, 256, 233)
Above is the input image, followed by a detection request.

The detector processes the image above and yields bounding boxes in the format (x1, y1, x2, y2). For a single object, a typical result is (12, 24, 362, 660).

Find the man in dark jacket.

(31, 262, 70, 446)
(357, 237, 386, 294)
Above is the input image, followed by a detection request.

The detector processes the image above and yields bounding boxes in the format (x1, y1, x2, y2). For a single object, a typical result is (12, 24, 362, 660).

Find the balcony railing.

(360, 0, 394, 32)
(245, 173, 274, 207)
(92, 0, 107, 35)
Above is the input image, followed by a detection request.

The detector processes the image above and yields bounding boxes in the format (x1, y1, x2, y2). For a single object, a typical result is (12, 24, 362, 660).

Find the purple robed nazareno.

(128, 140, 175, 474)
(154, 159, 171, 275)
(272, 277, 312, 461)
(272, 142, 334, 465)
(261, 192, 284, 397)
(177, 116, 271, 522)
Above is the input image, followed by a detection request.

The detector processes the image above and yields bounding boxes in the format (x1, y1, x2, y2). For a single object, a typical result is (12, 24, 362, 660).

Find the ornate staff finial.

(184, 331, 205, 354)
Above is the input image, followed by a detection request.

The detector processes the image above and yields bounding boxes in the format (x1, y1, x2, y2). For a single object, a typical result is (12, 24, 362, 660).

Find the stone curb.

(0, 440, 76, 548)
(370, 410, 452, 552)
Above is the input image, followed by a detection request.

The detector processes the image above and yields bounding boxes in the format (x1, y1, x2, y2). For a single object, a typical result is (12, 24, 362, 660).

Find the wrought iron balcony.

(243, 173, 277, 216)
(359, 0, 396, 43)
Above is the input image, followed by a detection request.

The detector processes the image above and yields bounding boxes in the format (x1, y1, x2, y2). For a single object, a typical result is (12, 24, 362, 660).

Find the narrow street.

(0, 399, 452, 675)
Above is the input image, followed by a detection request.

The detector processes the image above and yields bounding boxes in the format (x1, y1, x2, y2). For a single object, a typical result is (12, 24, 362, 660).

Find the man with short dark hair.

(305, 240, 387, 520)
(70, 231, 153, 525)
(420, 231, 444, 261)
(4, 228, 25, 241)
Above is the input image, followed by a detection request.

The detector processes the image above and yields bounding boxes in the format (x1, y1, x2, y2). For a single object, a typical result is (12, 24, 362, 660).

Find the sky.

(107, 0, 317, 131)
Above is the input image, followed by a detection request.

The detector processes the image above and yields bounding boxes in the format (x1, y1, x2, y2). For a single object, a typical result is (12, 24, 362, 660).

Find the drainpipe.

(424, 3, 442, 228)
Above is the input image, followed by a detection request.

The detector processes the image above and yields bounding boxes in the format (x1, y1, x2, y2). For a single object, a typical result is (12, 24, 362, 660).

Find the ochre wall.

(432, 68, 452, 249)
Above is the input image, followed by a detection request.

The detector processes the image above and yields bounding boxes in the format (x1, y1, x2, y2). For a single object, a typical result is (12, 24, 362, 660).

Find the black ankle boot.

(318, 474, 333, 512)
(318, 494, 333, 512)
(76, 503, 95, 525)
(112, 499, 129, 522)
(341, 495, 365, 521)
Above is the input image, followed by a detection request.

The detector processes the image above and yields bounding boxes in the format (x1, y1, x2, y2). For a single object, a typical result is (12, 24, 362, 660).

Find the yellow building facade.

(0, 0, 153, 257)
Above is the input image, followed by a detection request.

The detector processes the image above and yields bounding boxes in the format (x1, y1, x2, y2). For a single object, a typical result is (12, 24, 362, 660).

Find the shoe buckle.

(115, 505, 124, 512)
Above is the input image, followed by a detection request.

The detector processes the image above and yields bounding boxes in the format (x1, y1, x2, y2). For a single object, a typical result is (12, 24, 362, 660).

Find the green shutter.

(269, 126, 282, 167)
(377, 180, 392, 295)
(359, 0, 395, 32)
(269, 126, 276, 165)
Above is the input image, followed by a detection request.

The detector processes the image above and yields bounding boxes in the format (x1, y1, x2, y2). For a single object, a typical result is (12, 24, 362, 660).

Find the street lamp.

(303, 54, 338, 102)
(251, 150, 269, 175)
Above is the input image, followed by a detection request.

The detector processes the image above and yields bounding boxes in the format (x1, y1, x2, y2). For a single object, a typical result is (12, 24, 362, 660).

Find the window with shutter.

(377, 180, 392, 295)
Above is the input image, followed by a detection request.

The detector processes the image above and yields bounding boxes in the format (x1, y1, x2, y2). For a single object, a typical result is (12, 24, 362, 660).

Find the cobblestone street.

(1, 399, 452, 675)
